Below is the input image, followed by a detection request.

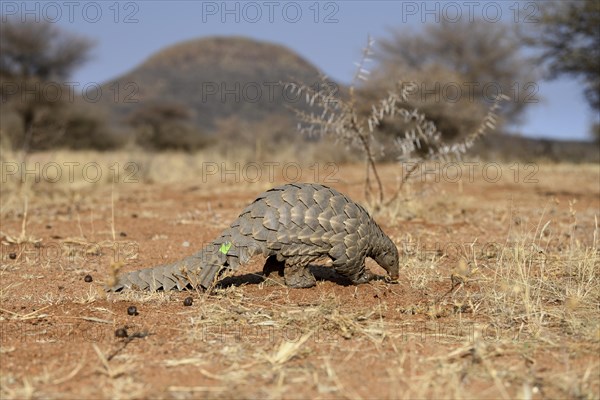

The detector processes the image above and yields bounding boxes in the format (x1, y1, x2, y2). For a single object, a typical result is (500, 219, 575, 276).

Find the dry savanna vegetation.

(1, 149, 598, 399)
(1, 3, 599, 399)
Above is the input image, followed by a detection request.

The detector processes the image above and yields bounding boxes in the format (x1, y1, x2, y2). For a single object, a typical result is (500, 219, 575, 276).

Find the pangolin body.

(108, 183, 399, 291)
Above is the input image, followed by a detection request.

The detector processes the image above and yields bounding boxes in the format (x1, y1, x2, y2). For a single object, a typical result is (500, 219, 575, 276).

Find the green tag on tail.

(219, 242, 232, 255)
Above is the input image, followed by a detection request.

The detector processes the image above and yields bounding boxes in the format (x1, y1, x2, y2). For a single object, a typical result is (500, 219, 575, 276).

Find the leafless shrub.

(286, 36, 509, 207)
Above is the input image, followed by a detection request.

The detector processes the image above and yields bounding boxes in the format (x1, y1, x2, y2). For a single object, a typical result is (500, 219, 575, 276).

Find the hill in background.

(96, 36, 324, 136)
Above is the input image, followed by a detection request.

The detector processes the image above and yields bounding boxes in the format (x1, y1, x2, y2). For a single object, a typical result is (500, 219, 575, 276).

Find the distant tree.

(592, 122, 600, 143)
(527, 0, 599, 111)
(0, 20, 94, 152)
(58, 106, 123, 150)
(370, 19, 537, 140)
(127, 103, 210, 151)
(523, 0, 599, 140)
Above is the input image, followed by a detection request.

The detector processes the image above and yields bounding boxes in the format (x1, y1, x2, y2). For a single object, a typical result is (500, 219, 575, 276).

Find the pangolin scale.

(108, 183, 399, 291)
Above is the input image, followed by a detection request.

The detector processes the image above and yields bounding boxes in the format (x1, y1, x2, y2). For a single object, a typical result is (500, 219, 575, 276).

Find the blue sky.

(5, 1, 597, 140)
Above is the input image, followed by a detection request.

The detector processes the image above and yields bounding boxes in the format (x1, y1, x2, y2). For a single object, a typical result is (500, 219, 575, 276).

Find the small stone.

(84, 274, 93, 283)
(127, 306, 138, 316)
(46, 224, 52, 229)
(115, 328, 128, 338)
(131, 213, 138, 218)
(182, 241, 190, 247)
(9, 253, 17, 260)
(183, 297, 193, 307)
(120, 232, 127, 237)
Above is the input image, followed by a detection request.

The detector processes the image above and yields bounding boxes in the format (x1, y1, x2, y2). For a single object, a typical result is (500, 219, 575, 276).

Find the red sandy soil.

(1, 163, 599, 399)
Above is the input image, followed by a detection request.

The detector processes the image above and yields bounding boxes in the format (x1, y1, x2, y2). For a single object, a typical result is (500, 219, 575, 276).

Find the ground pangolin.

(108, 183, 399, 291)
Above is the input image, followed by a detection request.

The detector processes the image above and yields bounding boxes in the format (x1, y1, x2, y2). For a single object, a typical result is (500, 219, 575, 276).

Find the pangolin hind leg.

(283, 257, 317, 288)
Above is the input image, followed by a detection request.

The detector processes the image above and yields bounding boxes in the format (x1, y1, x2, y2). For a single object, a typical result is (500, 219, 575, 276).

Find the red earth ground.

(1, 162, 599, 399)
